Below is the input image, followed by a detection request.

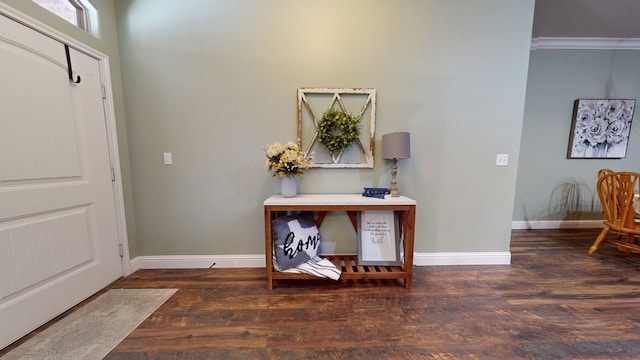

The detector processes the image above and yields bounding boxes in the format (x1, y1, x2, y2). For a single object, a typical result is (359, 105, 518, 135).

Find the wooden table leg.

(264, 206, 273, 290)
(403, 207, 416, 290)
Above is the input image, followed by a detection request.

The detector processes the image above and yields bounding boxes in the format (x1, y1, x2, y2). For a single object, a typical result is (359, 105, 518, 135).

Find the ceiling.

(533, 0, 640, 38)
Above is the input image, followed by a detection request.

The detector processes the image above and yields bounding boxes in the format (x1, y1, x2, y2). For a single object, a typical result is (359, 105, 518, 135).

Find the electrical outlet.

(496, 154, 508, 166)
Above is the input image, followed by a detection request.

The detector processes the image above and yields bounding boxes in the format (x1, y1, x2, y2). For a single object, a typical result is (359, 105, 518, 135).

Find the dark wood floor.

(3, 228, 640, 359)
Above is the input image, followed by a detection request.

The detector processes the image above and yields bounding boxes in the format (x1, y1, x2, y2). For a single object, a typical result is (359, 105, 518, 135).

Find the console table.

(263, 194, 417, 290)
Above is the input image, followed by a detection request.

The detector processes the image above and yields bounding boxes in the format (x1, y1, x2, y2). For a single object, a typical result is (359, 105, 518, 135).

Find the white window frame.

(32, 0, 97, 35)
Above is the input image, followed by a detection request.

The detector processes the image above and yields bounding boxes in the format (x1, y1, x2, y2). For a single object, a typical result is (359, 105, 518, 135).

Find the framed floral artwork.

(567, 99, 636, 159)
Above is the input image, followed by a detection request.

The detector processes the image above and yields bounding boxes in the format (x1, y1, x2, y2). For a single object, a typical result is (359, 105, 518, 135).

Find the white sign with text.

(358, 210, 400, 265)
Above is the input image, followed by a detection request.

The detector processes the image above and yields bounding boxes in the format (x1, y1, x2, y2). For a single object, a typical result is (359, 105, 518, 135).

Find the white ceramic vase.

(281, 176, 297, 198)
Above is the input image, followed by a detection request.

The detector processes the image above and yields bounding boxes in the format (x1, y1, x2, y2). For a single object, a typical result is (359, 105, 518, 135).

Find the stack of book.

(361, 187, 390, 199)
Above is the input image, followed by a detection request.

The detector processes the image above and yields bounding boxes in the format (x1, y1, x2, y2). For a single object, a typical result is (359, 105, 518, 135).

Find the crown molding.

(531, 37, 640, 50)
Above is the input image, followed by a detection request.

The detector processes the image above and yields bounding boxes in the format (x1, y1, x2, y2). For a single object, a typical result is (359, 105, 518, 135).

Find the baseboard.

(129, 255, 266, 272)
(128, 221, 604, 270)
(511, 220, 604, 230)
(130, 252, 512, 270)
(413, 252, 511, 266)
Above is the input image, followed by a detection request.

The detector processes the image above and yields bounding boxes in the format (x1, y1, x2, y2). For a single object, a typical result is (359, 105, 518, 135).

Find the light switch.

(163, 152, 173, 165)
(496, 154, 508, 166)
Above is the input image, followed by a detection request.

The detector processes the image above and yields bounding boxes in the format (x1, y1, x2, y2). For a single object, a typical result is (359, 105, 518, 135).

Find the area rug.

(2, 288, 177, 360)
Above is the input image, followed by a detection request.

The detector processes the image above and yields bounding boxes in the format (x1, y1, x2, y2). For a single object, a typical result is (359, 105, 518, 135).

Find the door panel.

(0, 206, 93, 298)
(0, 14, 123, 349)
(0, 36, 80, 182)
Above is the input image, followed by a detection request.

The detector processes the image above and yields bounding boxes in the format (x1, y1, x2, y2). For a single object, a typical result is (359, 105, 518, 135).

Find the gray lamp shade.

(382, 132, 411, 160)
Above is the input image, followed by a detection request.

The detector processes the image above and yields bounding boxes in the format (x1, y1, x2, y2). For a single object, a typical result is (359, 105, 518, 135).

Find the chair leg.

(626, 234, 635, 253)
(623, 234, 640, 254)
(589, 227, 610, 255)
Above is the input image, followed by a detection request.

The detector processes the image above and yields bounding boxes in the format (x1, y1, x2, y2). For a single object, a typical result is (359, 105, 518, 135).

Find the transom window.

(32, 0, 96, 33)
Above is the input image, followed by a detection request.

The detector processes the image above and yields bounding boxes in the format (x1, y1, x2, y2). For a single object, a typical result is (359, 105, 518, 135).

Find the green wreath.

(317, 109, 360, 155)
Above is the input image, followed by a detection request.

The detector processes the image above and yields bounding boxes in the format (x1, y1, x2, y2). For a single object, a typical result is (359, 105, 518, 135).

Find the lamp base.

(389, 158, 399, 197)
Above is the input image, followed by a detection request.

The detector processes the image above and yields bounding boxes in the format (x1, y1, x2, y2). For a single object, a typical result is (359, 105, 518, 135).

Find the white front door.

(0, 13, 123, 348)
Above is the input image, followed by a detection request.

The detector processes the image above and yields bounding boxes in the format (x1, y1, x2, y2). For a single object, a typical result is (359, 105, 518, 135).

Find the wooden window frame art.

(297, 88, 376, 168)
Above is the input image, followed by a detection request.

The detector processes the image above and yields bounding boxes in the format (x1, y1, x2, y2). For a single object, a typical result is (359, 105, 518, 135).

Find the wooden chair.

(597, 168, 614, 178)
(588, 171, 640, 255)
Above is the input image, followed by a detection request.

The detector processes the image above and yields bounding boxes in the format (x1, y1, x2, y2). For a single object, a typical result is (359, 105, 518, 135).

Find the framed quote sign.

(357, 210, 401, 266)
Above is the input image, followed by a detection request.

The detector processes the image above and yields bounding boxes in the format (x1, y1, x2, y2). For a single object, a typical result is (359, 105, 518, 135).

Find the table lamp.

(382, 132, 410, 197)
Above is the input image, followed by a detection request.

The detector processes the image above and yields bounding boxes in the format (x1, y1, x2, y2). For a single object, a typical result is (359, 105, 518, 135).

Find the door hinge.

(101, 85, 107, 99)
(119, 243, 124, 257)
(111, 167, 116, 182)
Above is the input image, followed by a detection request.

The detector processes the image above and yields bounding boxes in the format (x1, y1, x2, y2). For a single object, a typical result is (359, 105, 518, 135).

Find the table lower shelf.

(270, 255, 408, 281)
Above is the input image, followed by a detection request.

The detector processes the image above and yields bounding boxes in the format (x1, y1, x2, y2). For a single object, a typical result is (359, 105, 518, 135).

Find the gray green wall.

(515, 49, 640, 223)
(114, 0, 534, 256)
(0, 0, 139, 256)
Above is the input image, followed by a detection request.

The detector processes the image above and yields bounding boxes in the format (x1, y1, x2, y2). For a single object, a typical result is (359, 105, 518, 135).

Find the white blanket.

(274, 255, 342, 281)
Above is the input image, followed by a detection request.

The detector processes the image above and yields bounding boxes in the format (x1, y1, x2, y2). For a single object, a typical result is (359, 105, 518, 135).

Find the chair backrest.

(597, 168, 614, 178)
(597, 171, 640, 229)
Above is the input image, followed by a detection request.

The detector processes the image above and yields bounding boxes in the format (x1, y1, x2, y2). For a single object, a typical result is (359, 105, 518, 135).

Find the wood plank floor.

(3, 228, 640, 359)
